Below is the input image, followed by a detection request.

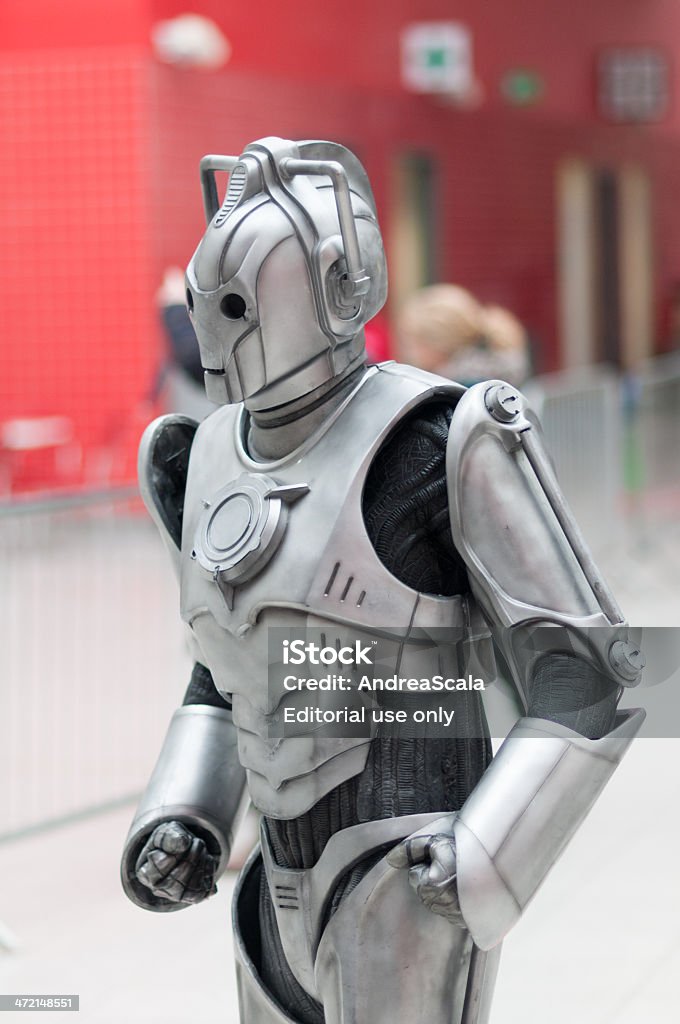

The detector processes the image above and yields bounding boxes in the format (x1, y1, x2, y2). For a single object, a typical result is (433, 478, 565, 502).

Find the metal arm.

(121, 704, 246, 911)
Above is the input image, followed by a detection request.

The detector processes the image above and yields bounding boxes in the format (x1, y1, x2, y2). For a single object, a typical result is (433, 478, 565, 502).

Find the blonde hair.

(480, 305, 527, 353)
(396, 285, 484, 359)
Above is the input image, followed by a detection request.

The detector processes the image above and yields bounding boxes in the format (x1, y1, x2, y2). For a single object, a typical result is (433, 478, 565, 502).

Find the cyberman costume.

(121, 138, 645, 1024)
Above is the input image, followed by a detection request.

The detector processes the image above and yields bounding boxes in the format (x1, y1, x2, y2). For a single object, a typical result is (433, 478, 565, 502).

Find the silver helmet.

(185, 137, 387, 409)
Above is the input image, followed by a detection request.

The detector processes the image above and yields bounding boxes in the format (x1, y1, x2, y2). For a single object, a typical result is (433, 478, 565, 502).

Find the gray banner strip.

(0, 996, 79, 1011)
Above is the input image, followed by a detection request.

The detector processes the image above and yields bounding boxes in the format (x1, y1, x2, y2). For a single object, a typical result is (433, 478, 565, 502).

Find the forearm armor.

(452, 707, 643, 949)
(121, 702, 246, 911)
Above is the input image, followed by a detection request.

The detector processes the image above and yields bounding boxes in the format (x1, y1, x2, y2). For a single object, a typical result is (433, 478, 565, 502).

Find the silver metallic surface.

(233, 846, 303, 1024)
(452, 708, 645, 950)
(186, 138, 387, 409)
(484, 382, 521, 423)
(279, 157, 370, 302)
(609, 638, 646, 680)
(121, 705, 246, 911)
(461, 945, 502, 1024)
(234, 815, 499, 1024)
(314, 814, 480, 1024)
(134, 820, 218, 904)
(177, 363, 481, 818)
(386, 830, 465, 926)
(260, 812, 448, 997)
(199, 154, 239, 223)
(446, 379, 643, 700)
(192, 472, 309, 605)
(137, 413, 198, 579)
(519, 425, 624, 625)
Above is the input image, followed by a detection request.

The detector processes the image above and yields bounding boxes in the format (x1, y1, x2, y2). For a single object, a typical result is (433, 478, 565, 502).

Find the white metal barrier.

(635, 351, 680, 499)
(524, 365, 623, 555)
(0, 489, 192, 840)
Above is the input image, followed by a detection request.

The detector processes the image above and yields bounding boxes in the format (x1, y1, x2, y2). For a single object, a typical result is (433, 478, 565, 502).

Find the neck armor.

(185, 137, 388, 410)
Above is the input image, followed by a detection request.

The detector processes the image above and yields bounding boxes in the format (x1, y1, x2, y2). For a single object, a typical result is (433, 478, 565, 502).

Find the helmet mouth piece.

(249, 358, 367, 424)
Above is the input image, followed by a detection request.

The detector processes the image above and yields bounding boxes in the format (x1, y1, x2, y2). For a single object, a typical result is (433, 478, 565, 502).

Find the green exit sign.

(401, 22, 474, 96)
(425, 48, 447, 69)
(501, 69, 544, 105)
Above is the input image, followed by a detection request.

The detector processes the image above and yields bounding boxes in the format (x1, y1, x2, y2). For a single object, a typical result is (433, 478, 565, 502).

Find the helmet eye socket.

(220, 293, 247, 319)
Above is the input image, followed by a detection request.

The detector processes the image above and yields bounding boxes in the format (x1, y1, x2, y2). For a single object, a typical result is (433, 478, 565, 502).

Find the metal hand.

(387, 831, 465, 926)
(135, 821, 218, 905)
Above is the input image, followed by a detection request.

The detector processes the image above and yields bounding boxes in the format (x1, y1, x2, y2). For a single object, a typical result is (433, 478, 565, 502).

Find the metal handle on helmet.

(280, 157, 371, 301)
(199, 154, 239, 224)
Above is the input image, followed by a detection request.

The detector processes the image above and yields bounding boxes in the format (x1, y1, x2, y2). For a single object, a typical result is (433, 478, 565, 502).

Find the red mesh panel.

(0, 48, 158, 490)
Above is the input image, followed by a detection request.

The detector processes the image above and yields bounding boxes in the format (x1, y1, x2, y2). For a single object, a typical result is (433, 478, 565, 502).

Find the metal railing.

(634, 351, 680, 501)
(526, 355, 680, 552)
(525, 365, 623, 556)
(0, 486, 192, 840)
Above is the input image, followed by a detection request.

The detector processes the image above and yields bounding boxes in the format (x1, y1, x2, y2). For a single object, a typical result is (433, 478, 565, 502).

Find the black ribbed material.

(182, 662, 232, 710)
(529, 653, 620, 738)
(259, 872, 325, 1024)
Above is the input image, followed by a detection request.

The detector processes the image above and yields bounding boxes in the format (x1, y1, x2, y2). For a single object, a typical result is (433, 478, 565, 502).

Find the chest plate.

(180, 364, 469, 642)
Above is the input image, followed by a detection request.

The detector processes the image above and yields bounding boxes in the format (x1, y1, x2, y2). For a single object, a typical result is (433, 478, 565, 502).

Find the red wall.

(0, 0, 150, 49)
(149, 61, 680, 362)
(2, 1, 680, 489)
(148, 0, 680, 131)
(0, 46, 158, 488)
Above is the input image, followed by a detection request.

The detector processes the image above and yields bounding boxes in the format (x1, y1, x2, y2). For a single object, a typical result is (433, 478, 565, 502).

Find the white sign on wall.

(401, 22, 474, 97)
(598, 48, 669, 123)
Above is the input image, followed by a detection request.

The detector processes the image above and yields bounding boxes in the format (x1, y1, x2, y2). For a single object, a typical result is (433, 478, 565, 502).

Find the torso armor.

(180, 362, 490, 819)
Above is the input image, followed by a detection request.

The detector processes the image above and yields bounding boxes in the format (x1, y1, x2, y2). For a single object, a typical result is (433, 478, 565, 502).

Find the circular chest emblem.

(207, 493, 256, 556)
(193, 473, 308, 587)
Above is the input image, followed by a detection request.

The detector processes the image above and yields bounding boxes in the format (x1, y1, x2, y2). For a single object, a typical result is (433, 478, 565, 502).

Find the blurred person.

(397, 283, 482, 373)
(397, 283, 530, 386)
(478, 304, 531, 385)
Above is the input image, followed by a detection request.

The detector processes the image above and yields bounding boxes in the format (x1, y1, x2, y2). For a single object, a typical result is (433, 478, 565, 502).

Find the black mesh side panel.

(529, 653, 620, 739)
(150, 419, 197, 548)
(181, 662, 232, 711)
(362, 401, 469, 596)
(259, 869, 325, 1024)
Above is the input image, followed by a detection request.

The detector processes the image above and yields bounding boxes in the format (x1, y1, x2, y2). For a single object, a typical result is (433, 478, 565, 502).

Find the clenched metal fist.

(135, 821, 218, 905)
(386, 831, 465, 927)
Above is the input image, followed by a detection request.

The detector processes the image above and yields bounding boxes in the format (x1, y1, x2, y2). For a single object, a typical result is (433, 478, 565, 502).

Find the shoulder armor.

(138, 414, 199, 575)
(446, 381, 643, 704)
